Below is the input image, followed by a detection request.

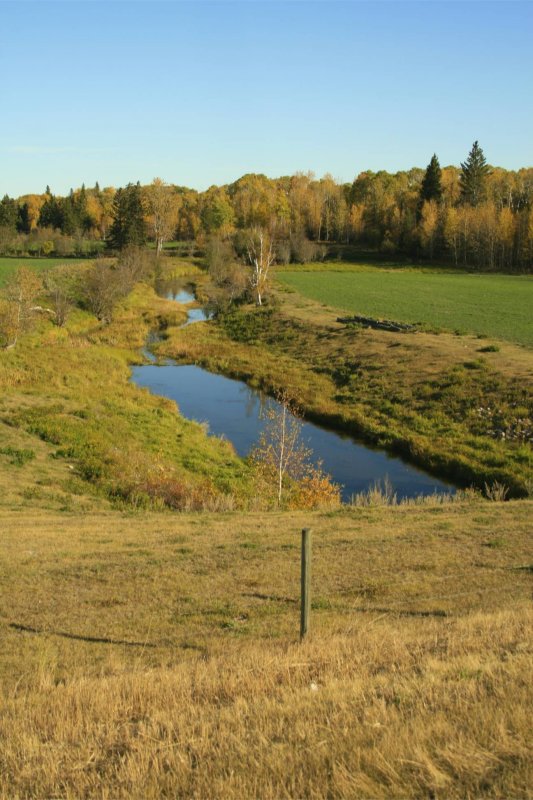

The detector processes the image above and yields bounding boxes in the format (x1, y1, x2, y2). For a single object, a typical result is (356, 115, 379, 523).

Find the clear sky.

(1, 0, 531, 196)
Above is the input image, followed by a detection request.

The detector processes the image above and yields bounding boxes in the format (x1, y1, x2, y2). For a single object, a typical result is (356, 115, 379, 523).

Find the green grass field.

(277, 267, 533, 347)
(0, 257, 89, 286)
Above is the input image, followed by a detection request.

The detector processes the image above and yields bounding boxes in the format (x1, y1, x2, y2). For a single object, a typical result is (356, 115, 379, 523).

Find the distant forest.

(1, 143, 532, 272)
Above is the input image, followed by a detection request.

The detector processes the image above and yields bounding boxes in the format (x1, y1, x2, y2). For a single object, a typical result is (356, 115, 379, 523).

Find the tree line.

(1, 142, 532, 271)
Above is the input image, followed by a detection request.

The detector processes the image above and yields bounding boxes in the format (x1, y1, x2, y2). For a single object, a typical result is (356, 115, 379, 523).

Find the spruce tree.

(39, 193, 64, 230)
(76, 184, 90, 233)
(108, 183, 146, 250)
(418, 154, 442, 218)
(0, 195, 19, 230)
(61, 193, 78, 236)
(17, 203, 31, 234)
(460, 140, 491, 206)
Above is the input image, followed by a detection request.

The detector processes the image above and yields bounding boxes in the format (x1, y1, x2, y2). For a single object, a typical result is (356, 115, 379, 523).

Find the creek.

(131, 285, 455, 502)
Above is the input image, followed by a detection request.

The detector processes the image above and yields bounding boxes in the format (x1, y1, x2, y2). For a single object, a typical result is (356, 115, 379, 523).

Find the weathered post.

(300, 528, 311, 641)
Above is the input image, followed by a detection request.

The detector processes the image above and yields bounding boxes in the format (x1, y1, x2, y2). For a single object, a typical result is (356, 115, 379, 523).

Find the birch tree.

(250, 392, 312, 506)
(250, 392, 340, 508)
(246, 227, 275, 306)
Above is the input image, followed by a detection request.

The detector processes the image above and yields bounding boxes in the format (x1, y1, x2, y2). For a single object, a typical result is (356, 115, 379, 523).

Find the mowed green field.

(277, 267, 533, 346)
(0, 257, 88, 286)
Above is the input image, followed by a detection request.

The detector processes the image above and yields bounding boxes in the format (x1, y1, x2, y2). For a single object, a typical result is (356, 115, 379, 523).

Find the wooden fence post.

(300, 528, 311, 641)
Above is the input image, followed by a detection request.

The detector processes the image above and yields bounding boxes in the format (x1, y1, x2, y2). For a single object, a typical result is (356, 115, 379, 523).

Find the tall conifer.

(0, 195, 19, 230)
(418, 154, 442, 218)
(460, 141, 491, 206)
(108, 183, 146, 250)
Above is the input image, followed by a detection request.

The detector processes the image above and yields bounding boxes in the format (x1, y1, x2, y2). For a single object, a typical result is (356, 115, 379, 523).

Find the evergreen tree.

(0, 195, 19, 230)
(108, 183, 146, 250)
(60, 193, 78, 236)
(76, 184, 91, 233)
(39, 193, 64, 230)
(17, 203, 31, 234)
(418, 154, 442, 217)
(460, 141, 491, 206)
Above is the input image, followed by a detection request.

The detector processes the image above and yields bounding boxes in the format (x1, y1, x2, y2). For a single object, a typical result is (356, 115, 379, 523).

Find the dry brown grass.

(1, 503, 531, 798)
(1, 610, 531, 800)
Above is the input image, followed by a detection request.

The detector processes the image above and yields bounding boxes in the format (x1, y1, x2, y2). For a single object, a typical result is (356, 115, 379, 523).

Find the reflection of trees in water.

(240, 384, 271, 420)
(155, 278, 195, 302)
(241, 385, 259, 419)
(241, 385, 280, 422)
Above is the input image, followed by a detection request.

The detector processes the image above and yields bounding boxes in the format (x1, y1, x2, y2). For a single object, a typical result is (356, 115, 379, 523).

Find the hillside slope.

(1, 503, 531, 798)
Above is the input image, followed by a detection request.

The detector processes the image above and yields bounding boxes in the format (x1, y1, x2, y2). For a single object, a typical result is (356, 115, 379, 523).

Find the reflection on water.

(155, 276, 195, 303)
(157, 281, 211, 325)
(168, 288, 196, 304)
(131, 363, 455, 502)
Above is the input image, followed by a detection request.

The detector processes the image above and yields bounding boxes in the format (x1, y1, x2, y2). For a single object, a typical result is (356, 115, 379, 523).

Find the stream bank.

(133, 284, 455, 502)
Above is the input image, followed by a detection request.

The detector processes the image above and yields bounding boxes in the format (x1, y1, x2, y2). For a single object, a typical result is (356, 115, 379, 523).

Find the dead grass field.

(1, 502, 531, 798)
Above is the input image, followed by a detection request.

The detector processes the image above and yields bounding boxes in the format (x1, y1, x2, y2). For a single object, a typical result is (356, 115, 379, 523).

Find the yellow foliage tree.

(0, 267, 43, 347)
(144, 178, 181, 256)
(419, 200, 440, 259)
(249, 391, 340, 509)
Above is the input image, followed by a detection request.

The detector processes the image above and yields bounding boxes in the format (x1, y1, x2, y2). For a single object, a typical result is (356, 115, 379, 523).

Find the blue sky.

(1, 1, 532, 196)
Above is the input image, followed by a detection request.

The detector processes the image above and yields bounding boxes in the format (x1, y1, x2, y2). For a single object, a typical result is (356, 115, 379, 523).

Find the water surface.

(131, 363, 454, 502)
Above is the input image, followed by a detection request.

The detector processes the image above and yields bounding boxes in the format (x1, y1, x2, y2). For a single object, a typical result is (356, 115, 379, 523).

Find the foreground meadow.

(0, 502, 531, 798)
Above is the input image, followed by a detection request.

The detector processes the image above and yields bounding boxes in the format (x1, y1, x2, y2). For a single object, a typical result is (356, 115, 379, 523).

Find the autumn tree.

(116, 245, 154, 290)
(205, 237, 247, 308)
(98, 187, 116, 240)
(245, 227, 275, 306)
(43, 264, 80, 327)
(0, 267, 43, 348)
(229, 173, 277, 229)
(460, 141, 491, 206)
(419, 200, 440, 259)
(144, 178, 180, 256)
(18, 194, 45, 231)
(250, 391, 340, 509)
(83, 262, 126, 323)
(443, 206, 460, 265)
(200, 187, 235, 236)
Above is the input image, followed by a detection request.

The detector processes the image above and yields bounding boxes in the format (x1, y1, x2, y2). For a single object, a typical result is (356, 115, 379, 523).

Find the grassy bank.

(1, 503, 531, 798)
(277, 266, 533, 346)
(0, 280, 253, 512)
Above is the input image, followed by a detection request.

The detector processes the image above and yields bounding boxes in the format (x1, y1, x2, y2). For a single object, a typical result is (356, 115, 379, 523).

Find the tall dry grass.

(1, 504, 531, 798)
(1, 607, 531, 799)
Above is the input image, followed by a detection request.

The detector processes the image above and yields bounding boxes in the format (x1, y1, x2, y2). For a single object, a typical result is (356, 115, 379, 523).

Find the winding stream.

(132, 287, 455, 502)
